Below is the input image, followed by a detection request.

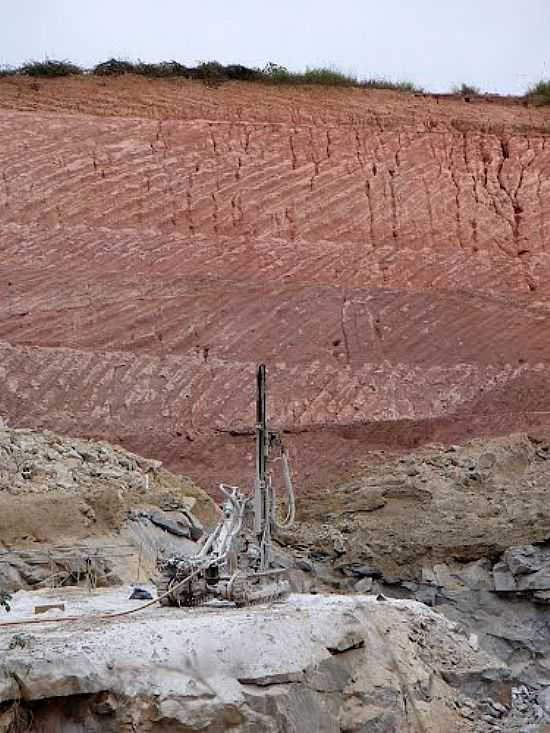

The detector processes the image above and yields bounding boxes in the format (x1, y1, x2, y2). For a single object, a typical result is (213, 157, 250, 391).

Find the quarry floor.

(0, 588, 525, 732)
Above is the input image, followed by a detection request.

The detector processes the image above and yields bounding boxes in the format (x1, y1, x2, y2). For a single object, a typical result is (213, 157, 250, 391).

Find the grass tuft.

(261, 63, 358, 86)
(359, 78, 422, 93)
(301, 67, 357, 86)
(453, 83, 482, 96)
(527, 80, 550, 105)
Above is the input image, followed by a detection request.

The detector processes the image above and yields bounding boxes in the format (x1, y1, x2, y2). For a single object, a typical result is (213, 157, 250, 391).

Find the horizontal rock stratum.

(1, 77, 550, 493)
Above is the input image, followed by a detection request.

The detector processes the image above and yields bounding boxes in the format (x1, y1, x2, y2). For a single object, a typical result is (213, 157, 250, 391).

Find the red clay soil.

(1, 76, 550, 496)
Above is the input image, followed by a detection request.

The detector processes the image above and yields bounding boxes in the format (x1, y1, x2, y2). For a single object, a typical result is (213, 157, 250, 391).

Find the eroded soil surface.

(1, 77, 550, 493)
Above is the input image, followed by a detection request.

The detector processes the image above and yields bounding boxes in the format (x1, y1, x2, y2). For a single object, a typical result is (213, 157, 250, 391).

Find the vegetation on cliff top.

(528, 80, 550, 105)
(0, 58, 547, 101)
(0, 57, 422, 92)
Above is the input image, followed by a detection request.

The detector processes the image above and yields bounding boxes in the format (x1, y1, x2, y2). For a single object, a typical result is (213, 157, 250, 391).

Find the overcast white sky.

(1, 0, 547, 94)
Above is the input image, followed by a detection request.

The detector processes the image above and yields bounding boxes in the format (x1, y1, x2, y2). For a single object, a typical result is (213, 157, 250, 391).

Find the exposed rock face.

(1, 78, 550, 492)
(291, 432, 550, 578)
(0, 427, 217, 593)
(279, 433, 550, 704)
(0, 592, 534, 732)
(3, 428, 550, 729)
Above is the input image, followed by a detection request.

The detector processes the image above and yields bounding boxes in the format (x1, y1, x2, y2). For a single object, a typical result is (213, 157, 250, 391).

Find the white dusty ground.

(0, 587, 519, 732)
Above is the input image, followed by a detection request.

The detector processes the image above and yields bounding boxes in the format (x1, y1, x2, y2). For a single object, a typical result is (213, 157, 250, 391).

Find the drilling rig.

(155, 365, 295, 607)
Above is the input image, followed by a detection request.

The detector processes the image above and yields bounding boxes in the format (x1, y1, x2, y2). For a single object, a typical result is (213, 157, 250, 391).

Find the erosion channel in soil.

(1, 77, 550, 731)
(1, 77, 550, 491)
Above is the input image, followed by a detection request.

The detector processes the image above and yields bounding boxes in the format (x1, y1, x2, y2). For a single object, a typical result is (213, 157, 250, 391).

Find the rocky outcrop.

(288, 433, 550, 578)
(275, 433, 550, 716)
(0, 592, 539, 732)
(492, 545, 550, 598)
(0, 548, 120, 595)
(0, 427, 217, 595)
(0, 426, 215, 539)
(1, 79, 550, 492)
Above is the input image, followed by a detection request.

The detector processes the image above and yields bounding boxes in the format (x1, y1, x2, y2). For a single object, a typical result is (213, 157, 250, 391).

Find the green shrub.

(192, 61, 227, 84)
(223, 64, 262, 81)
(261, 62, 294, 83)
(133, 60, 190, 77)
(92, 58, 137, 76)
(162, 61, 190, 77)
(527, 80, 550, 105)
(19, 59, 82, 77)
(0, 66, 16, 77)
(453, 83, 481, 96)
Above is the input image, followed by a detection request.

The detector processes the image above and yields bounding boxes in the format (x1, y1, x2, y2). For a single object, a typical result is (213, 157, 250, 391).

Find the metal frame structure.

(155, 364, 295, 607)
